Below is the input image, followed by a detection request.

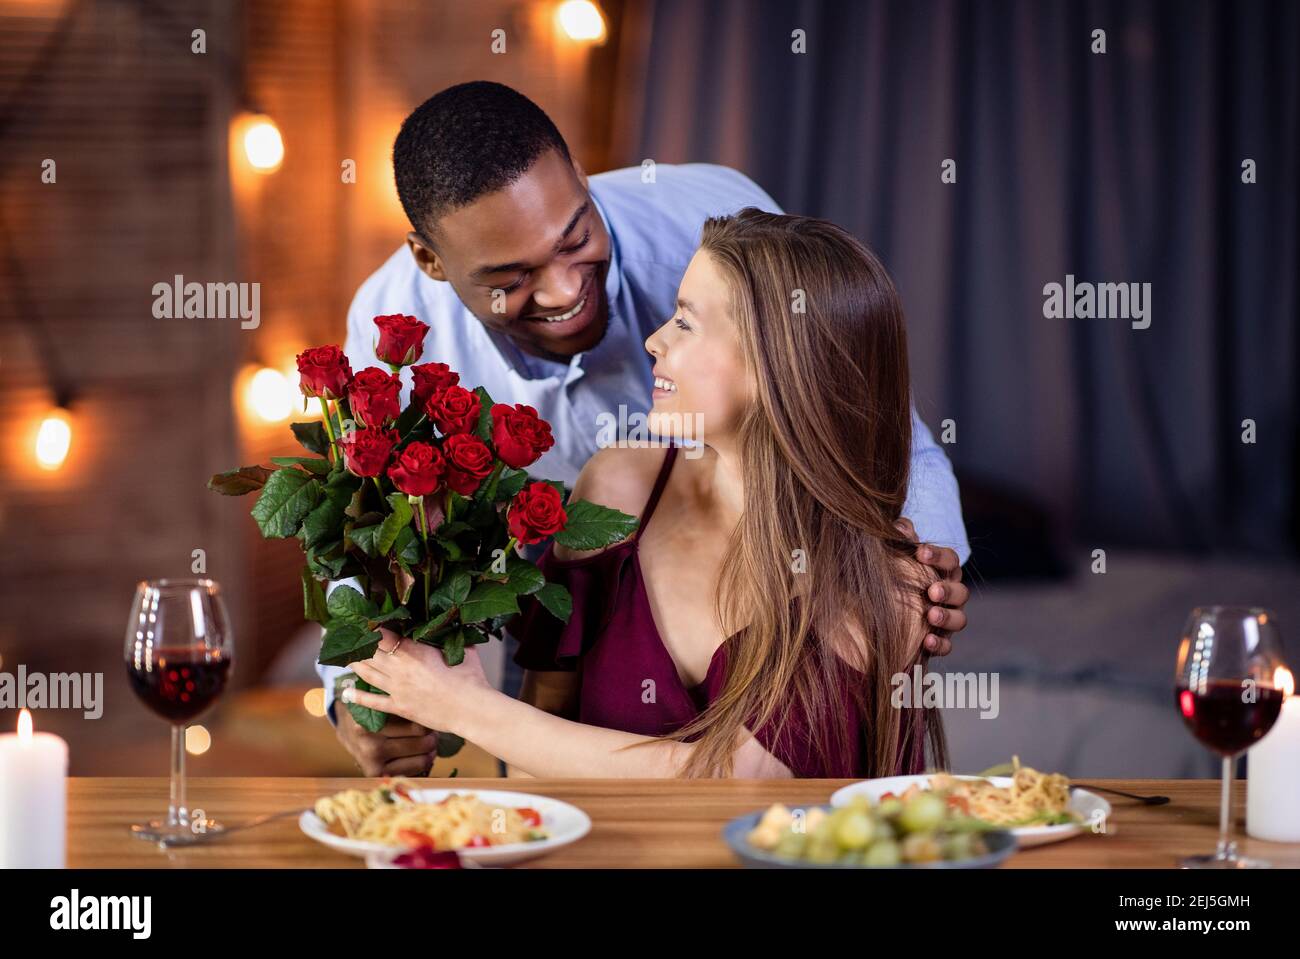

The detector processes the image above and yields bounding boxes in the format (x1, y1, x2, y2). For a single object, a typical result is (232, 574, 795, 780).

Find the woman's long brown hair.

(664, 207, 948, 778)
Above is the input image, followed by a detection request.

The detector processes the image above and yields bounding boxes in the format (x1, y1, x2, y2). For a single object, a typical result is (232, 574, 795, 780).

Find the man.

(320, 81, 971, 775)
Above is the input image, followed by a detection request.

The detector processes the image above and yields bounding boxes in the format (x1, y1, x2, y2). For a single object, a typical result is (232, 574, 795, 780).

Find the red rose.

(491, 403, 555, 469)
(340, 427, 398, 478)
(387, 441, 446, 498)
(347, 367, 402, 428)
(427, 384, 481, 436)
(442, 433, 494, 496)
(507, 482, 567, 545)
(296, 345, 353, 400)
(373, 314, 429, 367)
(411, 362, 460, 406)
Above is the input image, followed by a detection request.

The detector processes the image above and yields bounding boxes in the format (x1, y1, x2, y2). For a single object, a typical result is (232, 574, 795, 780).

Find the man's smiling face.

(410, 148, 611, 362)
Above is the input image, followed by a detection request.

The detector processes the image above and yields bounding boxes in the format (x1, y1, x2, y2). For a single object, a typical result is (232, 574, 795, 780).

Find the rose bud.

(442, 433, 494, 496)
(387, 441, 446, 498)
(427, 384, 482, 436)
(411, 362, 461, 407)
(340, 427, 399, 478)
(491, 403, 555, 470)
(296, 345, 353, 400)
(347, 367, 402, 428)
(373, 314, 429, 367)
(507, 481, 567, 545)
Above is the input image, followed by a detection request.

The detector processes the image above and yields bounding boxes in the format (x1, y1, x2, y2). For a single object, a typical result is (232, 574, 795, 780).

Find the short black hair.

(392, 81, 572, 239)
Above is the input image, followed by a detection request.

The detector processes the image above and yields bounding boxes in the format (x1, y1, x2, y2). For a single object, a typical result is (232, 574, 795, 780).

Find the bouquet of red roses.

(209, 313, 637, 740)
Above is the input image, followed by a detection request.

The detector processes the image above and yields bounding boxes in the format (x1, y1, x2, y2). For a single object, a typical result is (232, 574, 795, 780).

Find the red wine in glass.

(124, 579, 234, 843)
(126, 647, 231, 723)
(1174, 606, 1287, 869)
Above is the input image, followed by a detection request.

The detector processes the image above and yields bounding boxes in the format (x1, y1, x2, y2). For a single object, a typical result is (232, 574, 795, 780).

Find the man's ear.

(406, 231, 448, 282)
(570, 155, 589, 191)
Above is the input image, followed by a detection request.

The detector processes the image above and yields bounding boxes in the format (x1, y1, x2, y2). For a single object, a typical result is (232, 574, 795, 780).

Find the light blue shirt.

(319, 163, 969, 720)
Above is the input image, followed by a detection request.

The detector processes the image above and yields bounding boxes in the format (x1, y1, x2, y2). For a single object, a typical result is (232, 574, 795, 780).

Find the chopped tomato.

(397, 829, 436, 848)
(516, 807, 542, 828)
(881, 791, 896, 800)
(392, 783, 413, 801)
(465, 835, 491, 848)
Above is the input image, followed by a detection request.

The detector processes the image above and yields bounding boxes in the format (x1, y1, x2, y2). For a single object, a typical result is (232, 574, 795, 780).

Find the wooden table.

(67, 778, 1300, 868)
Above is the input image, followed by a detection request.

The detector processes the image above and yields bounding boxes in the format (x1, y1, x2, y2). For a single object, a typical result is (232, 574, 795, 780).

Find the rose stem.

(318, 397, 339, 465)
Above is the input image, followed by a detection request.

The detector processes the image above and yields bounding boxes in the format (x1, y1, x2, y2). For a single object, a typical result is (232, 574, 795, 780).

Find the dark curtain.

(611, 0, 1299, 558)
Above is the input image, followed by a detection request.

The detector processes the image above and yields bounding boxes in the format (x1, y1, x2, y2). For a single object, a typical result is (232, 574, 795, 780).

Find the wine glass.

(124, 578, 234, 842)
(1174, 606, 1286, 868)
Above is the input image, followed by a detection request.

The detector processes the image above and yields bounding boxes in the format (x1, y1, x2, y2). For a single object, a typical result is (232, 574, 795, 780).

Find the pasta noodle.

(314, 779, 549, 849)
(900, 756, 1077, 826)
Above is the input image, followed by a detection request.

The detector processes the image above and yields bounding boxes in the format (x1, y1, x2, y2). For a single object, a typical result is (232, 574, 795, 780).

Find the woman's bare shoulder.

(552, 445, 669, 561)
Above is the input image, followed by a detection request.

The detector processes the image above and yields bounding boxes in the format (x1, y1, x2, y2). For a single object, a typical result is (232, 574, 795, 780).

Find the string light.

(185, 725, 212, 756)
(555, 0, 607, 44)
(34, 407, 72, 470)
(237, 112, 284, 172)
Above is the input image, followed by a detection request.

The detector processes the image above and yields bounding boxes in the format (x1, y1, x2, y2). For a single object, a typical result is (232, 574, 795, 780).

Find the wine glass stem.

(1216, 755, 1235, 860)
(169, 723, 188, 828)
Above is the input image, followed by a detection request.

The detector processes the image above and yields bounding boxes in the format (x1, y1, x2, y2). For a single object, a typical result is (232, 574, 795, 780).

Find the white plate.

(299, 788, 591, 866)
(829, 774, 1111, 848)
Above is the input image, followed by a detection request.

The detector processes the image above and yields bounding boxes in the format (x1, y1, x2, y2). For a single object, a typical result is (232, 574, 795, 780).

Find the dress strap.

(634, 445, 678, 539)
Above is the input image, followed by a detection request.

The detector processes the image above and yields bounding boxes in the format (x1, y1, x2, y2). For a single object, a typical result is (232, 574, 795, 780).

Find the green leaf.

(377, 493, 413, 556)
(459, 581, 520, 624)
(319, 620, 381, 666)
(553, 499, 639, 552)
(502, 557, 545, 596)
(435, 731, 465, 758)
(412, 606, 457, 641)
(347, 677, 388, 733)
(535, 582, 573, 624)
(250, 469, 321, 538)
(435, 537, 465, 561)
(208, 465, 274, 496)
(326, 585, 378, 623)
(472, 386, 495, 442)
(303, 485, 351, 550)
(441, 627, 467, 666)
(305, 542, 346, 579)
(429, 568, 472, 609)
(271, 456, 332, 475)
(393, 526, 423, 567)
(494, 468, 529, 501)
(370, 606, 411, 626)
(349, 523, 383, 557)
(301, 567, 328, 625)
(291, 421, 331, 456)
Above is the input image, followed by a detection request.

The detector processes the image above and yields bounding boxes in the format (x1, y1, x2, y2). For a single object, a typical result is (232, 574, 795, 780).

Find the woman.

(345, 208, 948, 778)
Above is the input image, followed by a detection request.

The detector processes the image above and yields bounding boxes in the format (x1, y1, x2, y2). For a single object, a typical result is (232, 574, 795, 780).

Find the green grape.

(834, 811, 875, 850)
(941, 832, 975, 861)
(898, 792, 946, 833)
(773, 829, 808, 859)
(863, 839, 902, 867)
(899, 832, 943, 863)
(806, 835, 840, 864)
(877, 797, 903, 818)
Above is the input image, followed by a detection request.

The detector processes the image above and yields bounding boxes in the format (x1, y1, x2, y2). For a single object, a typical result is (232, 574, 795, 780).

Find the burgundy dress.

(512, 446, 928, 778)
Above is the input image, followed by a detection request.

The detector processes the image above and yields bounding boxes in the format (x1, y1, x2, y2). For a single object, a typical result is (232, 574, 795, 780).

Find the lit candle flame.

(17, 708, 32, 742)
(1275, 666, 1294, 699)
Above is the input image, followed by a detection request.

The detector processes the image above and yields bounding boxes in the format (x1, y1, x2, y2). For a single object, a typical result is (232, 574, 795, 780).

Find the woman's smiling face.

(644, 249, 755, 443)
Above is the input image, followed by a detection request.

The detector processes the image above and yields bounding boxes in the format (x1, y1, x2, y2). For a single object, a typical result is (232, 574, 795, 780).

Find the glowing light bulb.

(247, 366, 293, 421)
(242, 115, 284, 172)
(556, 0, 606, 43)
(303, 687, 326, 718)
(34, 408, 72, 470)
(185, 725, 211, 756)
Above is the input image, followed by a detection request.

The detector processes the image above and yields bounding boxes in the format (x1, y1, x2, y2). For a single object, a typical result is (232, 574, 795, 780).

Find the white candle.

(1247, 668, 1300, 843)
(0, 709, 69, 868)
